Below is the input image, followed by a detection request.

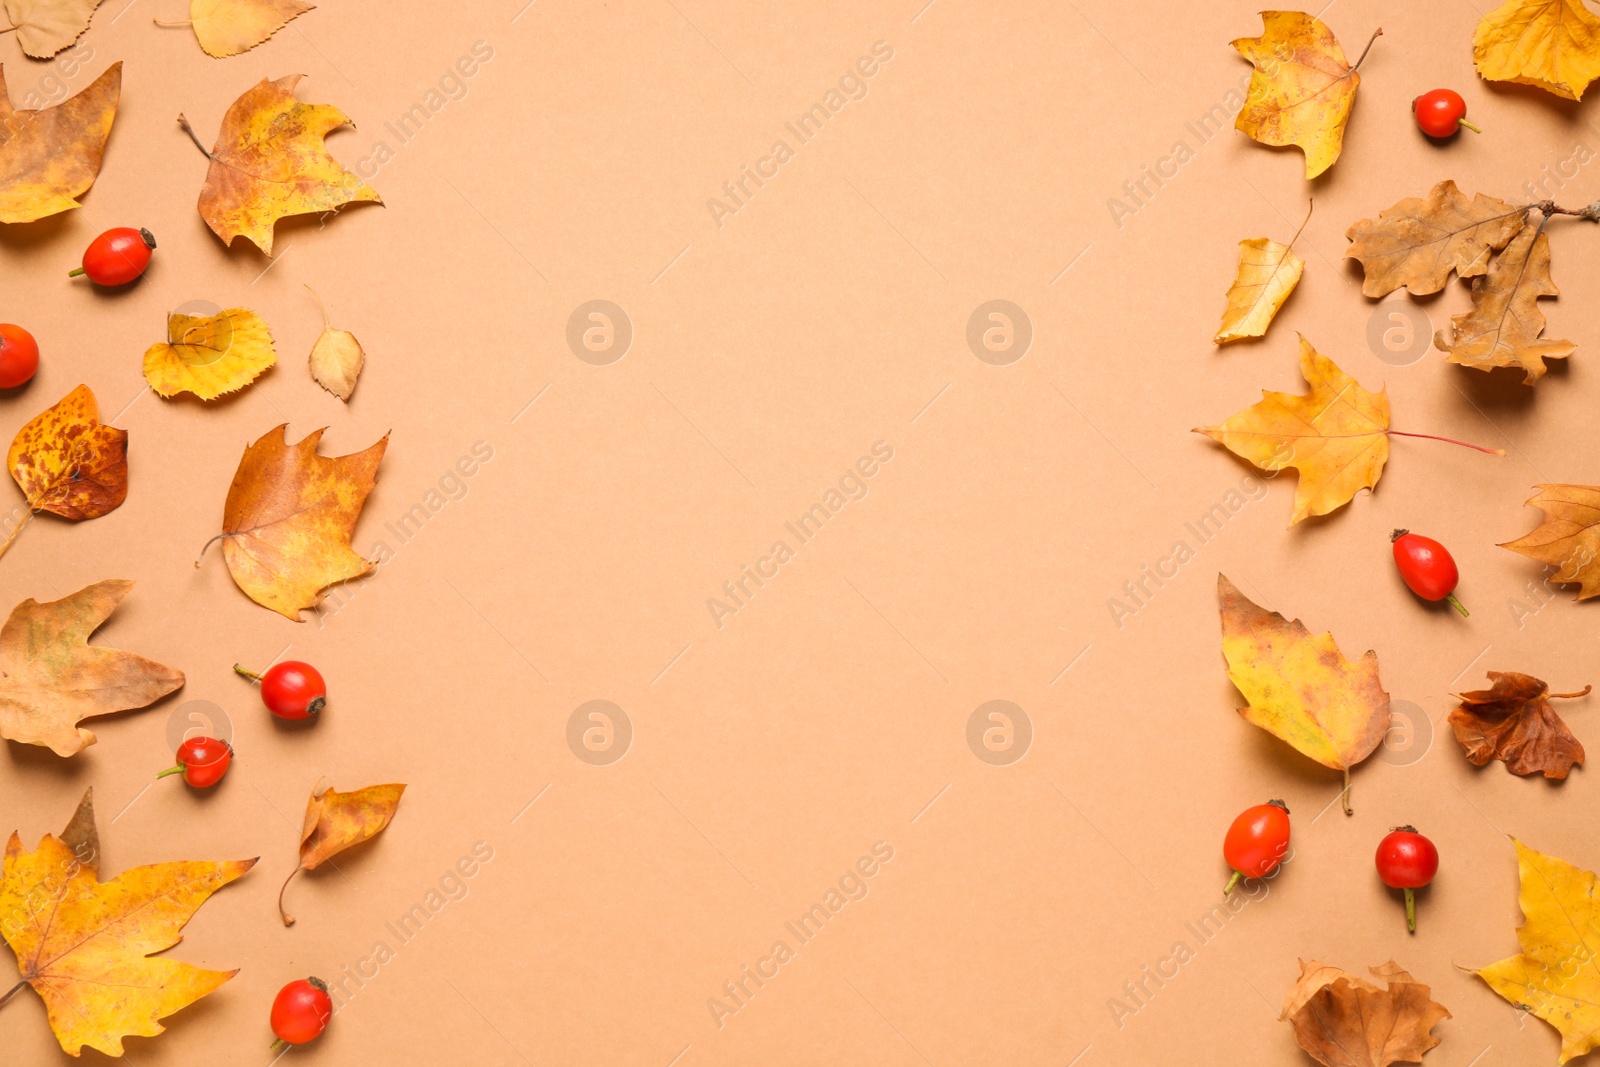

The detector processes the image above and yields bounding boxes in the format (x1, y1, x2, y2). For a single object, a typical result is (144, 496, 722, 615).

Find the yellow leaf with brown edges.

(1434, 224, 1574, 385)
(278, 781, 404, 925)
(0, 580, 184, 756)
(190, 74, 380, 255)
(210, 425, 387, 620)
(1474, 0, 1600, 101)
(1281, 959, 1450, 1067)
(2, 0, 102, 57)
(143, 307, 277, 400)
(1501, 485, 1600, 599)
(1195, 336, 1389, 524)
(0, 791, 254, 1057)
(188, 0, 314, 58)
(0, 62, 119, 223)
(1233, 12, 1370, 179)
(1218, 574, 1389, 813)
(1345, 181, 1527, 297)
(8, 384, 127, 532)
(1451, 671, 1591, 778)
(1476, 841, 1600, 1064)
(1214, 237, 1303, 344)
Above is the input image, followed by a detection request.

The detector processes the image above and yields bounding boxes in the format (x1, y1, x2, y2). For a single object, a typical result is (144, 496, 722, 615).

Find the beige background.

(2, 0, 1599, 1063)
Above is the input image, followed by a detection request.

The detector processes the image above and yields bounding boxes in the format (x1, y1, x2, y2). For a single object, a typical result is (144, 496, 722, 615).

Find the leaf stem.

(152, 18, 193, 26)
(1340, 766, 1352, 816)
(175, 114, 214, 161)
(0, 24, 16, 34)
(304, 284, 331, 331)
(278, 865, 302, 926)
(1285, 197, 1314, 252)
(1551, 685, 1593, 700)
(194, 532, 226, 567)
(0, 980, 26, 1010)
(1351, 27, 1383, 72)
(1384, 429, 1506, 456)
(0, 511, 33, 564)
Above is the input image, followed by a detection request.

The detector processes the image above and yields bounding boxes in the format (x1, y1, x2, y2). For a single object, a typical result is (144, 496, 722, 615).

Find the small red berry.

(0, 324, 39, 389)
(270, 976, 332, 1048)
(69, 227, 156, 287)
(1376, 826, 1438, 933)
(1413, 88, 1480, 138)
(1222, 799, 1291, 894)
(1392, 529, 1467, 616)
(236, 660, 326, 720)
(156, 736, 233, 788)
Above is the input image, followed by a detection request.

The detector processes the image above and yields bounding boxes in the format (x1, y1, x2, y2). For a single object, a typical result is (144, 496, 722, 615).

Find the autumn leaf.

(143, 306, 277, 400)
(3, 384, 128, 562)
(0, 62, 120, 224)
(305, 285, 363, 401)
(1501, 485, 1600, 599)
(1281, 960, 1450, 1067)
(1474, 0, 1600, 101)
(0, 580, 184, 756)
(1477, 841, 1600, 1064)
(1232, 12, 1378, 179)
(180, 0, 314, 58)
(1345, 181, 1527, 297)
(202, 425, 387, 620)
(1214, 201, 1311, 345)
(1451, 671, 1591, 778)
(1218, 574, 1389, 814)
(1196, 336, 1389, 523)
(0, 790, 255, 1056)
(2, 0, 102, 57)
(1434, 223, 1573, 385)
(183, 74, 380, 255)
(278, 781, 405, 925)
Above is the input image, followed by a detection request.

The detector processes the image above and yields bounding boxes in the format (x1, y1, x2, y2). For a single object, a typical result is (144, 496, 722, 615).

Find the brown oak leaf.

(1345, 181, 1526, 297)
(1451, 671, 1591, 778)
(1434, 223, 1574, 385)
(1281, 959, 1450, 1067)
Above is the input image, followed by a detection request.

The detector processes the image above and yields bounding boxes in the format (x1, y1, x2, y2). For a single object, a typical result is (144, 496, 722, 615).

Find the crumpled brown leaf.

(1434, 223, 1574, 385)
(1345, 181, 1526, 297)
(278, 780, 404, 924)
(1281, 959, 1450, 1067)
(1451, 671, 1591, 778)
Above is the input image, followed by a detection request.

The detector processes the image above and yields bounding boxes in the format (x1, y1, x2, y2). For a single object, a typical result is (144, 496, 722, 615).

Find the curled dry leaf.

(1474, 0, 1600, 101)
(204, 425, 387, 620)
(1281, 959, 1449, 1067)
(0, 580, 184, 756)
(1451, 671, 1591, 778)
(143, 306, 277, 400)
(2, 0, 102, 57)
(1232, 12, 1373, 179)
(0, 62, 120, 224)
(1218, 574, 1389, 814)
(1500, 485, 1600, 599)
(1434, 223, 1573, 385)
(4, 384, 128, 561)
(1477, 841, 1600, 1064)
(186, 74, 381, 255)
(278, 781, 405, 925)
(1214, 201, 1311, 345)
(1344, 180, 1526, 297)
(183, 0, 314, 58)
(0, 789, 255, 1057)
(1195, 336, 1389, 523)
(306, 286, 364, 401)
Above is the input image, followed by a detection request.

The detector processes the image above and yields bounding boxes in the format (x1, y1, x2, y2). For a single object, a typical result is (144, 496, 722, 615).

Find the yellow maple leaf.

(0, 792, 255, 1057)
(183, 74, 381, 255)
(1218, 574, 1389, 814)
(1474, 0, 1600, 101)
(1214, 201, 1311, 345)
(1345, 180, 1527, 297)
(1434, 223, 1574, 385)
(202, 425, 388, 620)
(1195, 336, 1391, 523)
(2, 0, 102, 57)
(182, 0, 314, 58)
(1476, 840, 1600, 1064)
(1233, 12, 1378, 179)
(143, 307, 277, 400)
(1501, 485, 1600, 599)
(0, 62, 120, 224)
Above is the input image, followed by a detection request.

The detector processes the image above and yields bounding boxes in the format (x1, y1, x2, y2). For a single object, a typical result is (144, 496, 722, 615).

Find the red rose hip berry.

(236, 660, 326, 719)
(1376, 826, 1438, 933)
(1413, 88, 1480, 138)
(155, 736, 233, 788)
(69, 227, 156, 287)
(0, 325, 39, 389)
(1222, 799, 1291, 894)
(1392, 529, 1467, 616)
(270, 976, 331, 1049)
